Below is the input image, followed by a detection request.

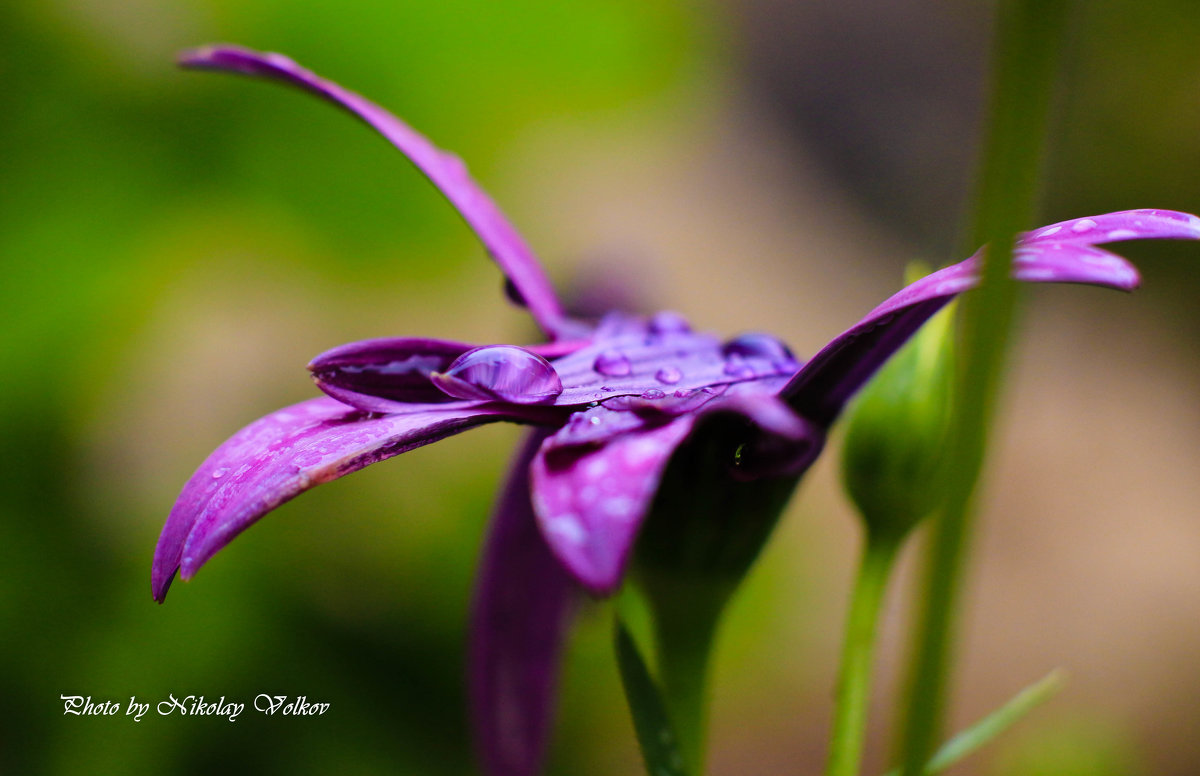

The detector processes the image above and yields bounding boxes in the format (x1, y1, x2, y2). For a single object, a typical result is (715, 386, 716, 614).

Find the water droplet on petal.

(655, 365, 682, 384)
(1071, 218, 1097, 233)
(722, 333, 796, 365)
(641, 388, 666, 400)
(431, 345, 562, 404)
(648, 311, 691, 336)
(723, 355, 756, 379)
(211, 467, 229, 479)
(594, 349, 632, 377)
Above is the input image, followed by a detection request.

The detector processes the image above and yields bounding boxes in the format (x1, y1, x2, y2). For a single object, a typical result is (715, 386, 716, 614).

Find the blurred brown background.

(2, 0, 1198, 774)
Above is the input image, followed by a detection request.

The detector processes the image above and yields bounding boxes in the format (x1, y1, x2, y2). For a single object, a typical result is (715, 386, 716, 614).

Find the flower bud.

(841, 264, 956, 540)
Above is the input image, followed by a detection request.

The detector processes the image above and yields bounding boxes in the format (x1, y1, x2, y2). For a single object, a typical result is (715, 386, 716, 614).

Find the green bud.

(841, 263, 956, 541)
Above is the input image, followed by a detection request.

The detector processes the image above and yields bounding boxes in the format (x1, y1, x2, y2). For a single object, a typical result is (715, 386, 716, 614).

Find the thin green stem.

(895, 2, 1071, 775)
(824, 533, 901, 776)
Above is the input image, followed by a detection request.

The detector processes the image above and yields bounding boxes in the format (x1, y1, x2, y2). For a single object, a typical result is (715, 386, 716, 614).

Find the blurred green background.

(3, 1, 1199, 774)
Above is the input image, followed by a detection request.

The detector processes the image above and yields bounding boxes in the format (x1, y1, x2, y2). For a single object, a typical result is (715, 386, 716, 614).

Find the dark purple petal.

(178, 45, 571, 339)
(530, 418, 694, 595)
(431, 346, 564, 404)
(470, 431, 577, 776)
(712, 383, 825, 480)
(310, 337, 591, 414)
(153, 397, 544, 601)
(780, 214, 1200, 425)
(309, 337, 473, 410)
(1022, 209, 1200, 244)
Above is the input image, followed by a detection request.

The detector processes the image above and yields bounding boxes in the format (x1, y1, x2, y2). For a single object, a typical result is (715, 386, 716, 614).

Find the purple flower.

(154, 45, 1200, 776)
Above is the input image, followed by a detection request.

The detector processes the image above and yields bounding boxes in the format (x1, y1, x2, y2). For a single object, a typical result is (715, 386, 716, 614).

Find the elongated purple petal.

(1023, 209, 1200, 244)
(153, 397, 545, 601)
(178, 45, 570, 338)
(470, 431, 577, 776)
(780, 213, 1200, 425)
(531, 418, 694, 595)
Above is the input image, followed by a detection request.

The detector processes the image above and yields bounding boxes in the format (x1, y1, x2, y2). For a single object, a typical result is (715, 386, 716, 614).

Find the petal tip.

(151, 567, 177, 603)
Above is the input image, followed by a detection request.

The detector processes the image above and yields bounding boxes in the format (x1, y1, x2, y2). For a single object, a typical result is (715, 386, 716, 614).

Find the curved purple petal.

(1022, 209, 1200, 244)
(528, 385, 815, 595)
(153, 397, 546, 601)
(780, 213, 1200, 426)
(178, 45, 570, 339)
(310, 337, 592, 414)
(470, 431, 578, 776)
(530, 418, 694, 596)
(309, 337, 473, 410)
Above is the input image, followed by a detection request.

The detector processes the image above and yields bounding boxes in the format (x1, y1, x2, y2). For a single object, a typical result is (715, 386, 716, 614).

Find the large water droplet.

(648, 311, 691, 336)
(722, 333, 796, 366)
(594, 350, 632, 377)
(641, 388, 666, 400)
(655, 365, 682, 384)
(431, 345, 563, 404)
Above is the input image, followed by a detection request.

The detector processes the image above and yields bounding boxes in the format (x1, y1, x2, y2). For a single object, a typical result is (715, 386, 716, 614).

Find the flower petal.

(1023, 209, 1200, 244)
(548, 319, 798, 407)
(531, 418, 694, 596)
(178, 45, 571, 339)
(153, 396, 544, 601)
(530, 386, 820, 595)
(780, 213, 1200, 425)
(309, 337, 474, 410)
(470, 431, 578, 776)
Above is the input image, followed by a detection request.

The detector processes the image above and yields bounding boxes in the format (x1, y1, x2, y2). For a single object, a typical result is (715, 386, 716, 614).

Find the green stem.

(825, 532, 901, 776)
(895, 1, 1070, 774)
(647, 580, 726, 776)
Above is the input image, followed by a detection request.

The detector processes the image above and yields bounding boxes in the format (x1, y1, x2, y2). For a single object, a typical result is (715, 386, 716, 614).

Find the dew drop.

(641, 388, 666, 400)
(655, 365, 682, 384)
(648, 311, 691, 336)
(723, 355, 756, 379)
(1071, 218, 1097, 233)
(211, 467, 229, 479)
(431, 345, 563, 404)
(594, 349, 632, 377)
(722, 333, 796, 365)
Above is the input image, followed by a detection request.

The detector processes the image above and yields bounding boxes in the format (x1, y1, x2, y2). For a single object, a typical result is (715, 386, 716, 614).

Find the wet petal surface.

(531, 418, 694, 595)
(153, 397, 549, 601)
(1024, 209, 1200, 245)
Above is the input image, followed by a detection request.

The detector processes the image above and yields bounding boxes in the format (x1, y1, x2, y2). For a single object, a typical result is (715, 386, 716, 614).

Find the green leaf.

(614, 618, 690, 776)
(888, 670, 1066, 776)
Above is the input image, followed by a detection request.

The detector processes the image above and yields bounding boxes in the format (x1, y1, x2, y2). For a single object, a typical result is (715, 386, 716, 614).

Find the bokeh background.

(3, 1, 1199, 774)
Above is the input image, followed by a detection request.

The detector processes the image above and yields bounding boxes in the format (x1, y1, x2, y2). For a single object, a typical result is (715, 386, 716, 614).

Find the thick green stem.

(649, 583, 725, 776)
(895, 1, 1070, 774)
(825, 533, 901, 776)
